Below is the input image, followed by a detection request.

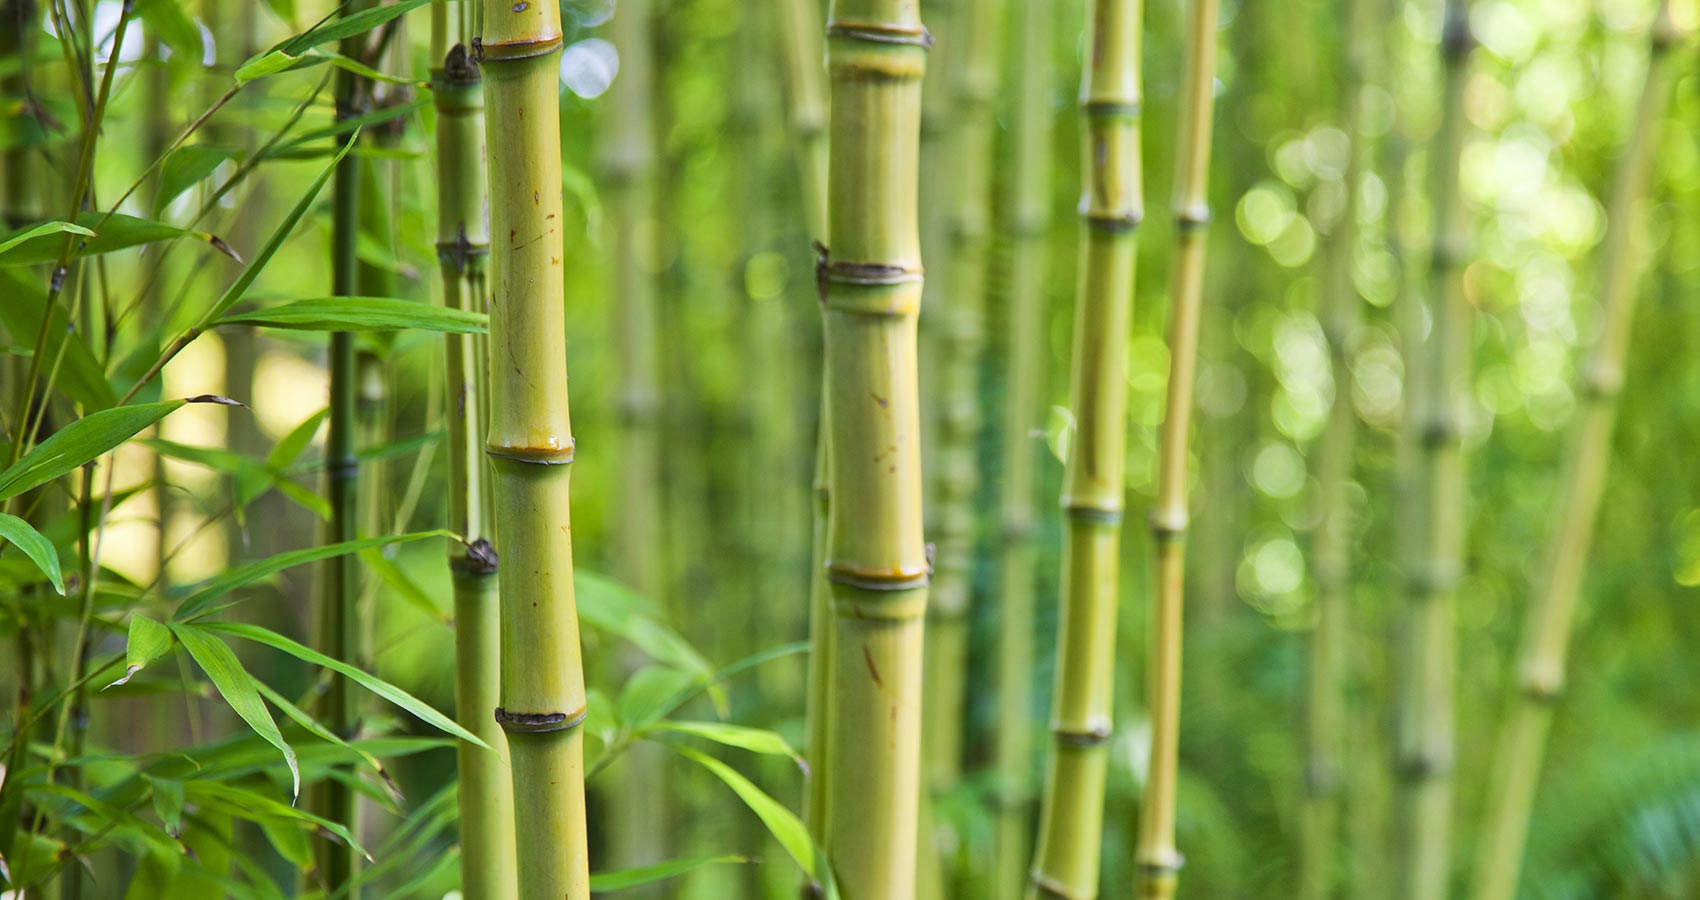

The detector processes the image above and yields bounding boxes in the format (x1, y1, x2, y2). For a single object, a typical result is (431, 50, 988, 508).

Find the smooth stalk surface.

(1134, 0, 1220, 894)
(481, 2, 591, 897)
(1026, 0, 1142, 895)
(1468, 9, 1677, 900)
(818, 0, 930, 894)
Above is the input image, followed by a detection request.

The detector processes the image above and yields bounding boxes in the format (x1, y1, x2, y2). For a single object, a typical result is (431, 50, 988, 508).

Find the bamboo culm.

(818, 0, 931, 894)
(309, 3, 372, 893)
(1134, 0, 1221, 894)
(1395, 5, 1471, 900)
(1301, 0, 1370, 893)
(431, 2, 519, 897)
(1025, 0, 1142, 894)
(1469, 9, 1678, 900)
(993, 0, 1053, 898)
(480, 2, 591, 896)
(921, 0, 1005, 888)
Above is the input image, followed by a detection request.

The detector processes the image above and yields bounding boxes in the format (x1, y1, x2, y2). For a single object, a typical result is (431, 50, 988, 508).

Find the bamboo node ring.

(493, 705, 588, 734)
(826, 21, 933, 48)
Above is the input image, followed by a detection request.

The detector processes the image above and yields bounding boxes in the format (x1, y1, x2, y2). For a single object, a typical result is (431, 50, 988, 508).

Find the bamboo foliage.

(1134, 0, 1221, 894)
(1469, 8, 1680, 900)
(481, 1, 592, 897)
(818, 0, 931, 893)
(431, 1, 518, 897)
(994, 0, 1053, 897)
(1026, 0, 1142, 893)
(1396, 4, 1471, 899)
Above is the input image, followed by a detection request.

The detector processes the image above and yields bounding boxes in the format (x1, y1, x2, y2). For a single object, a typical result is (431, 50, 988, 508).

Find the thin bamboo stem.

(1025, 0, 1142, 893)
(922, 0, 1005, 887)
(1301, 0, 1370, 894)
(1394, 5, 1471, 900)
(993, 1, 1053, 897)
(431, 3, 518, 896)
(1133, 0, 1220, 895)
(819, 0, 931, 894)
(480, 1, 591, 896)
(1468, 9, 1678, 900)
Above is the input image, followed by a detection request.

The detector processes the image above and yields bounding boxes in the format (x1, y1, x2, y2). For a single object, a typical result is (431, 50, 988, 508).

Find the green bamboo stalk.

(922, 0, 1005, 886)
(308, 4, 372, 894)
(481, 2, 591, 897)
(1468, 9, 1678, 900)
(1300, 0, 1370, 895)
(818, 0, 930, 894)
(1133, 0, 1221, 894)
(992, 0, 1053, 896)
(1024, 0, 1142, 893)
(1394, 5, 1471, 900)
(431, 3, 519, 897)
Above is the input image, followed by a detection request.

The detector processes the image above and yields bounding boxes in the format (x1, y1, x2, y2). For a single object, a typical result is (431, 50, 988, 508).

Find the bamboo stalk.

(1300, 0, 1370, 894)
(309, 3, 373, 893)
(431, 3, 519, 897)
(818, 0, 931, 894)
(922, 0, 1005, 887)
(1025, 0, 1142, 893)
(1468, 9, 1677, 900)
(480, 1, 591, 896)
(1394, 5, 1471, 900)
(993, 0, 1053, 896)
(1133, 0, 1221, 894)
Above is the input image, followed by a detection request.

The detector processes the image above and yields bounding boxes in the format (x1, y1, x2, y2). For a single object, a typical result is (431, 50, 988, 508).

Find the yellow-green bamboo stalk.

(310, 3, 373, 893)
(1300, 0, 1369, 894)
(1395, 5, 1470, 900)
(481, 2, 591, 897)
(431, 3, 519, 897)
(819, 0, 930, 894)
(1468, 9, 1678, 900)
(1133, 0, 1220, 894)
(922, 0, 1005, 887)
(1025, 0, 1142, 894)
(993, 1, 1053, 897)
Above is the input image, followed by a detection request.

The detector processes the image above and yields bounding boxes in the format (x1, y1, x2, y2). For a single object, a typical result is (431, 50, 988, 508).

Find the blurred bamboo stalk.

(1468, 7, 1679, 900)
(1300, 0, 1370, 893)
(818, 0, 931, 893)
(430, 1, 519, 896)
(1025, 0, 1142, 893)
(1394, 4, 1471, 900)
(991, 0, 1053, 898)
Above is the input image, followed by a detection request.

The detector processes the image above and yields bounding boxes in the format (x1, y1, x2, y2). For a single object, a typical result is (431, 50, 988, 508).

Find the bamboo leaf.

(0, 399, 188, 500)
(201, 621, 489, 749)
(173, 531, 444, 621)
(649, 721, 806, 771)
(0, 512, 65, 594)
(265, 98, 428, 160)
(0, 220, 95, 258)
(108, 614, 174, 687)
(0, 213, 236, 266)
(153, 145, 239, 217)
(667, 744, 816, 878)
(0, 270, 115, 409)
(133, 0, 203, 62)
(577, 570, 718, 684)
(253, 679, 399, 804)
(214, 297, 486, 333)
(168, 622, 300, 799)
(142, 775, 185, 837)
(235, 0, 434, 83)
(618, 667, 697, 731)
(184, 780, 367, 860)
(589, 855, 752, 892)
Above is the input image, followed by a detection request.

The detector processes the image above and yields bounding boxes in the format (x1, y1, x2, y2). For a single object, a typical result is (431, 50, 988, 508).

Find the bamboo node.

(1029, 871, 1078, 898)
(1577, 363, 1624, 399)
(1174, 204, 1212, 231)
(826, 20, 933, 49)
(442, 42, 481, 83)
(1137, 849, 1186, 877)
(493, 705, 588, 734)
(1148, 509, 1190, 541)
(1062, 499, 1124, 524)
(486, 440, 576, 465)
(825, 561, 930, 592)
(1082, 209, 1144, 232)
(1397, 746, 1454, 779)
(457, 538, 500, 575)
(1082, 99, 1142, 118)
(1053, 723, 1113, 747)
(475, 33, 565, 63)
(1517, 663, 1565, 703)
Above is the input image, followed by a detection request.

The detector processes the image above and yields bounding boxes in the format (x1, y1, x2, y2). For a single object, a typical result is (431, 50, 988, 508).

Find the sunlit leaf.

(649, 721, 806, 770)
(108, 614, 174, 687)
(214, 297, 486, 333)
(668, 743, 816, 878)
(0, 213, 236, 266)
(173, 531, 444, 621)
(0, 400, 190, 500)
(236, 0, 434, 83)
(133, 0, 202, 61)
(153, 145, 239, 217)
(0, 220, 95, 258)
(167, 622, 300, 799)
(0, 512, 65, 594)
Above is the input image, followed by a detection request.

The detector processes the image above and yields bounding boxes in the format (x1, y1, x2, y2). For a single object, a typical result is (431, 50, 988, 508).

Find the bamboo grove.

(2, 1, 1698, 899)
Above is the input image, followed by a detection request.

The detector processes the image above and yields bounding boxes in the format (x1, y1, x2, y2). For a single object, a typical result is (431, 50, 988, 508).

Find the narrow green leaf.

(173, 531, 443, 621)
(253, 679, 398, 803)
(0, 270, 115, 409)
(0, 220, 94, 258)
(199, 132, 357, 326)
(266, 98, 428, 160)
(108, 614, 174, 687)
(236, 0, 433, 83)
(0, 512, 64, 594)
(0, 400, 187, 500)
(668, 744, 815, 878)
(203, 621, 489, 749)
(589, 855, 751, 892)
(0, 213, 235, 265)
(142, 775, 185, 837)
(169, 622, 300, 799)
(153, 145, 238, 217)
(133, 0, 202, 61)
(214, 297, 486, 333)
(650, 721, 805, 770)
(184, 780, 367, 860)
